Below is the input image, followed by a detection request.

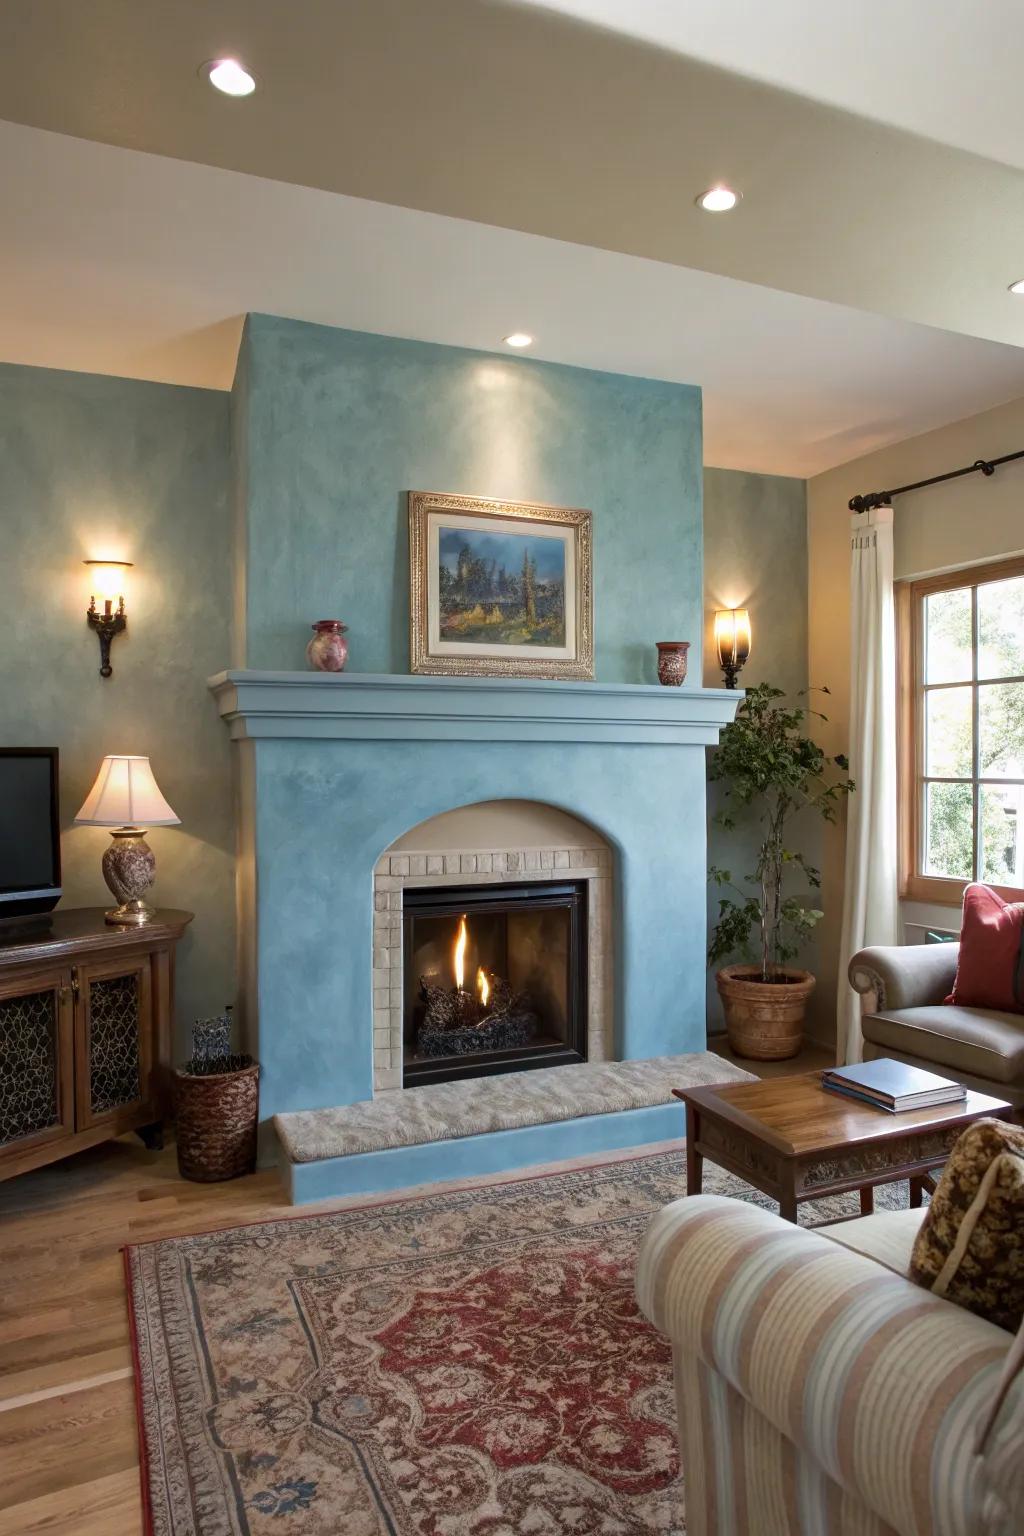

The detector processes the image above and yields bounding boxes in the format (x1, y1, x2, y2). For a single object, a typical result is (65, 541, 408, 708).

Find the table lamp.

(74, 755, 180, 925)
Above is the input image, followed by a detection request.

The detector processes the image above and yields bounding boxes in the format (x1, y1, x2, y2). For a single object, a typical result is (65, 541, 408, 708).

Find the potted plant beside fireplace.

(708, 683, 854, 1059)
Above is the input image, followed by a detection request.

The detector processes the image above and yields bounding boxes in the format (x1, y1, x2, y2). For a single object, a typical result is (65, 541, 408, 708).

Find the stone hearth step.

(274, 1053, 755, 1202)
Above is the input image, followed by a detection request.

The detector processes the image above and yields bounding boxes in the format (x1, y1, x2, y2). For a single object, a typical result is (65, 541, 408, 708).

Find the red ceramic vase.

(306, 619, 349, 673)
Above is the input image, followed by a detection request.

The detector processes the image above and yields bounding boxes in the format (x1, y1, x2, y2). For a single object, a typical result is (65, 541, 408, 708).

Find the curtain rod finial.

(849, 492, 891, 513)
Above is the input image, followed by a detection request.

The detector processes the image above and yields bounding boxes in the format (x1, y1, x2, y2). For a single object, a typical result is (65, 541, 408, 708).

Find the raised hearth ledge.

(276, 1053, 756, 1203)
(208, 670, 742, 745)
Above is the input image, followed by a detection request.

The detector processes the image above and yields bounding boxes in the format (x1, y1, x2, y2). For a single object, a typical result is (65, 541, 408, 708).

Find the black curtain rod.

(848, 448, 1024, 513)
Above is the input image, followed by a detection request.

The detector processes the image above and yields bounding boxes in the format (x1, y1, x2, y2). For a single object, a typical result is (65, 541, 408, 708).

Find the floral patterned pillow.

(910, 1117, 1024, 1332)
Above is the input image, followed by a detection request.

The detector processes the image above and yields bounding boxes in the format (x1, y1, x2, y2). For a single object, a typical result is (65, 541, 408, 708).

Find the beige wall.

(807, 394, 1024, 1047)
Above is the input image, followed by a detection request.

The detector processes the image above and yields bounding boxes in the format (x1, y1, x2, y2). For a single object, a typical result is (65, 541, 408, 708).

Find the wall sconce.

(714, 607, 752, 689)
(85, 560, 132, 677)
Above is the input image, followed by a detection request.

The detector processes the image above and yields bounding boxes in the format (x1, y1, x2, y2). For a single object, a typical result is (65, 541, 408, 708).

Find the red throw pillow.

(946, 884, 1024, 1014)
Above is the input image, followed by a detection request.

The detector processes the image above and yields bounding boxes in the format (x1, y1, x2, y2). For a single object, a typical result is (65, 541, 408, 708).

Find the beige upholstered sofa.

(849, 943, 1024, 1107)
(636, 1194, 1024, 1536)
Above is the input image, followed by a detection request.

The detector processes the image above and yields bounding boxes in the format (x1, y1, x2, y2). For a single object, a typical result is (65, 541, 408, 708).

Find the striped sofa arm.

(636, 1196, 1024, 1536)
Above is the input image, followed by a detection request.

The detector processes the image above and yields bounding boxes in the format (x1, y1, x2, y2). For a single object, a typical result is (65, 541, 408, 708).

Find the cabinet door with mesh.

(75, 958, 153, 1129)
(0, 973, 74, 1164)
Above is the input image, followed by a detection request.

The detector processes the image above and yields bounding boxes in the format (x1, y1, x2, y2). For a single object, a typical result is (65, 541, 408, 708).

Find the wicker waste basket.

(173, 1055, 260, 1182)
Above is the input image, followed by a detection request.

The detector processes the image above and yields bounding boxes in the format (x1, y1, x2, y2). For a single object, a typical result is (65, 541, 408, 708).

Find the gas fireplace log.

(417, 975, 538, 1057)
(417, 1010, 537, 1058)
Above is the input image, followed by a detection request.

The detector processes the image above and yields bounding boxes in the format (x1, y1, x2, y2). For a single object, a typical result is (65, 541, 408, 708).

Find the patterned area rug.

(126, 1150, 912, 1535)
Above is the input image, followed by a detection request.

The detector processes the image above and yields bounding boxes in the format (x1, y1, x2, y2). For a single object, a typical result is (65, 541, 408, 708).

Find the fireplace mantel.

(208, 670, 741, 745)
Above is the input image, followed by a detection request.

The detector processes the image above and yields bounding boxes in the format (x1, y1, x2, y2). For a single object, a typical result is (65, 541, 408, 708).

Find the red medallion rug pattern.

(125, 1150, 689, 1535)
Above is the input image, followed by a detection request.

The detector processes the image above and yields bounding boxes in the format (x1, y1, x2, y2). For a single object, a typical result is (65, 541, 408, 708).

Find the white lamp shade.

(74, 756, 180, 827)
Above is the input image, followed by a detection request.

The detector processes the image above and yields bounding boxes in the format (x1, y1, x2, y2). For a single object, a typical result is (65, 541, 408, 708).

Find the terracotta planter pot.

(715, 964, 815, 1060)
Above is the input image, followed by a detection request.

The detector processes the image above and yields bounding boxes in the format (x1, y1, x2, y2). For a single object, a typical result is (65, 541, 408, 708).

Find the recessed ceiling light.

(503, 333, 534, 348)
(201, 58, 258, 97)
(1009, 279, 1024, 295)
(696, 186, 740, 213)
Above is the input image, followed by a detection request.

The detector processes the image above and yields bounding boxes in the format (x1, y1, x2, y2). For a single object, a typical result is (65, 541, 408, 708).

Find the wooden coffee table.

(674, 1072, 1013, 1223)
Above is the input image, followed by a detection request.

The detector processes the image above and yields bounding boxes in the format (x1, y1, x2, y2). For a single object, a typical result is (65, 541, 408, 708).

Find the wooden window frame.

(897, 553, 1024, 906)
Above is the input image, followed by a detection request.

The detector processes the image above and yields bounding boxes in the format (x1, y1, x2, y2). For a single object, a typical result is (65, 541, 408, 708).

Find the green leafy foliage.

(708, 683, 855, 981)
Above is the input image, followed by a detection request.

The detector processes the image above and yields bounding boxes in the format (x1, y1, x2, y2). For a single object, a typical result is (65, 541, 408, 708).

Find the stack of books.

(822, 1058, 966, 1113)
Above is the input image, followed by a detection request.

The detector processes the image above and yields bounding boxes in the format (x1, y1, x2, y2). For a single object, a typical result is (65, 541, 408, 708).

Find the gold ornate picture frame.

(409, 491, 594, 679)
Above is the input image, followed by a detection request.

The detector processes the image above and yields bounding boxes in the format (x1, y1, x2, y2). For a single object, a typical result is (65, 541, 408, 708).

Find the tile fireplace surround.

(372, 840, 613, 1092)
(210, 671, 740, 1152)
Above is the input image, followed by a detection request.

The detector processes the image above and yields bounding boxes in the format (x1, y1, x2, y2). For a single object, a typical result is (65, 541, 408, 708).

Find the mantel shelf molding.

(208, 670, 742, 746)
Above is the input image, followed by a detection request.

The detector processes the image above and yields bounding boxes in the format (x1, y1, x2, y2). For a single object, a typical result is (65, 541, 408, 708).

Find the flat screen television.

(0, 748, 62, 919)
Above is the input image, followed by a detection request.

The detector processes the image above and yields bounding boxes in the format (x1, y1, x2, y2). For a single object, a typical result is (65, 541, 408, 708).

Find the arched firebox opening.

(374, 801, 614, 1092)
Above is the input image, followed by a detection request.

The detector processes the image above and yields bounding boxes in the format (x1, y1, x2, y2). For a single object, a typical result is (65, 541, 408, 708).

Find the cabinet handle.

(70, 969, 80, 1001)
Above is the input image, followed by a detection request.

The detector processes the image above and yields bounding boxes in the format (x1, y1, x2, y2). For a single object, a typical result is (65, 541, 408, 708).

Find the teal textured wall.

(236, 316, 704, 681)
(702, 467, 816, 1030)
(0, 363, 235, 1049)
(0, 330, 817, 1143)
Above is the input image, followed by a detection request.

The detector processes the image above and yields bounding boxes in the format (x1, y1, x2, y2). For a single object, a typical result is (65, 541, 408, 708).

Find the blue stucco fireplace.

(210, 315, 734, 1197)
(211, 669, 739, 1139)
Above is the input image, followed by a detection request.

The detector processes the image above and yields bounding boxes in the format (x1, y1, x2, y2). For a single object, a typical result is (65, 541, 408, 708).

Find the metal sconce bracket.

(87, 598, 127, 678)
(720, 658, 743, 690)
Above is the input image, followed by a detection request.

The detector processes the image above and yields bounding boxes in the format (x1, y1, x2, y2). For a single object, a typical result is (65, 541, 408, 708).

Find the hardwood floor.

(709, 1034, 833, 1078)
(0, 1040, 830, 1533)
(0, 1139, 325, 1535)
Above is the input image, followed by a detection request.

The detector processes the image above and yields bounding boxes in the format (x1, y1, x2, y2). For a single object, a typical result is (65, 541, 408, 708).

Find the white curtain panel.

(838, 505, 899, 1063)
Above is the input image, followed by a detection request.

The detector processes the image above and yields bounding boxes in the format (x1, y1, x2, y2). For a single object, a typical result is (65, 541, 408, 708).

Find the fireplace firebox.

(402, 881, 588, 1086)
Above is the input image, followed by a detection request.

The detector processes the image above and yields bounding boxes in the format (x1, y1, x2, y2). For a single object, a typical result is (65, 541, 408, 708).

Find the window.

(897, 556, 1024, 904)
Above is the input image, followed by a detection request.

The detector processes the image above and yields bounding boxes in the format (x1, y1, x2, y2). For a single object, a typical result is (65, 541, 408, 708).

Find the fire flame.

(454, 914, 468, 991)
(477, 967, 490, 1008)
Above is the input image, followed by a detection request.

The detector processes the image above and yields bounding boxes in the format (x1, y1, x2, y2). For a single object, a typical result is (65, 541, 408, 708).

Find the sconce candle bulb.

(84, 560, 132, 677)
(714, 607, 752, 689)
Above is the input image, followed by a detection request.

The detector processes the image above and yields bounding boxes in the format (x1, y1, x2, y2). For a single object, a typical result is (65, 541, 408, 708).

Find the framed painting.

(409, 490, 594, 679)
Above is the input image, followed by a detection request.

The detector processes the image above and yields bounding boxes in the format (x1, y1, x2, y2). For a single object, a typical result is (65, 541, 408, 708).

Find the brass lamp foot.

(105, 897, 157, 926)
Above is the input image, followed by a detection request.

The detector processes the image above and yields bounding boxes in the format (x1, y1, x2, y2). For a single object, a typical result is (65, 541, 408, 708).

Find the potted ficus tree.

(708, 683, 854, 1059)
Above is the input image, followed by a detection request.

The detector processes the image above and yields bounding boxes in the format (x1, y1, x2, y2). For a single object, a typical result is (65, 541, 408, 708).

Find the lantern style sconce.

(85, 560, 132, 677)
(714, 607, 752, 689)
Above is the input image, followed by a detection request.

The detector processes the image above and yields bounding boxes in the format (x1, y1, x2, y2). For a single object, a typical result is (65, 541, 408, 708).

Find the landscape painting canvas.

(438, 525, 566, 647)
(409, 491, 593, 678)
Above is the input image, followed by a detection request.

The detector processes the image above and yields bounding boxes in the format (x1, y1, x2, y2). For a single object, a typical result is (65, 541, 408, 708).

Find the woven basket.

(173, 1056, 260, 1182)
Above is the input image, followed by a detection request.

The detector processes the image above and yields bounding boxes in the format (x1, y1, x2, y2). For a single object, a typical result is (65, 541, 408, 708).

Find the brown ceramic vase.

(656, 640, 690, 686)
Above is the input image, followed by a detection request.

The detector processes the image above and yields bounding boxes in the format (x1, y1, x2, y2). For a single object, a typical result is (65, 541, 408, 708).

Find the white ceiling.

(526, 0, 1024, 170)
(2, 1, 1024, 479)
(3, 0, 1024, 349)
(4, 120, 1024, 478)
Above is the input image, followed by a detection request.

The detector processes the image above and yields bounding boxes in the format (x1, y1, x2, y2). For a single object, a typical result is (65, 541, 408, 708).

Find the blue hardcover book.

(821, 1080, 901, 1113)
(822, 1057, 964, 1111)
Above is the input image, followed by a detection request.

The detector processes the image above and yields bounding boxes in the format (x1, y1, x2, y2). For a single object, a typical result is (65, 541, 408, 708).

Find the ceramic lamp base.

(102, 827, 157, 926)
